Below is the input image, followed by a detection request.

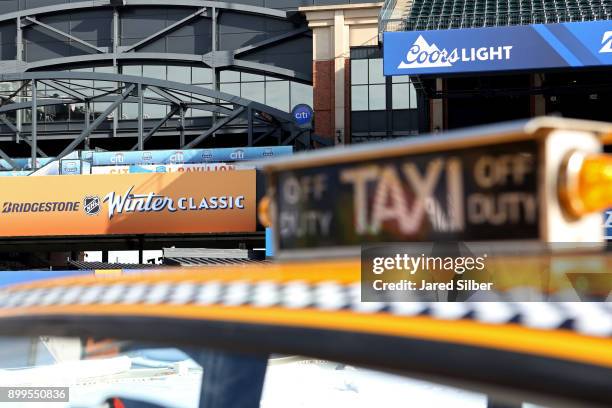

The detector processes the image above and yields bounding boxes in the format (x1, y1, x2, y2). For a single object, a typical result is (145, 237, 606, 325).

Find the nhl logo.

(83, 196, 101, 216)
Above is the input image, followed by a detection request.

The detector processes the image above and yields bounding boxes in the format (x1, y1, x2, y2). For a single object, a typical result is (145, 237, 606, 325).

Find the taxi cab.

(0, 117, 611, 408)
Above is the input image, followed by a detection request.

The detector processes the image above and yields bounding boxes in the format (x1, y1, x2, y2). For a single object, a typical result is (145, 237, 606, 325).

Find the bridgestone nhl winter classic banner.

(0, 171, 256, 237)
(383, 20, 612, 75)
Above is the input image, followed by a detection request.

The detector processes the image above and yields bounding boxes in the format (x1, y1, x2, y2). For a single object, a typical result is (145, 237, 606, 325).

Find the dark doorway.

(543, 69, 612, 122)
(444, 74, 532, 129)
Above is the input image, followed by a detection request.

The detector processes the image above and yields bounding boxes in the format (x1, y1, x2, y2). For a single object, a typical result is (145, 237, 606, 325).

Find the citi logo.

(600, 31, 612, 53)
(111, 153, 124, 164)
(170, 151, 184, 163)
(230, 149, 245, 160)
(398, 35, 512, 69)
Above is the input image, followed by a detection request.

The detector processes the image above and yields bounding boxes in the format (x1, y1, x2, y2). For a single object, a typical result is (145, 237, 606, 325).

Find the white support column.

(333, 10, 347, 144)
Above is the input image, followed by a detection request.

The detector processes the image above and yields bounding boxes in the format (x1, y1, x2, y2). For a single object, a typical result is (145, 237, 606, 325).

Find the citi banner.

(83, 146, 292, 166)
(91, 162, 249, 175)
(0, 171, 255, 237)
(383, 20, 612, 75)
(0, 157, 54, 171)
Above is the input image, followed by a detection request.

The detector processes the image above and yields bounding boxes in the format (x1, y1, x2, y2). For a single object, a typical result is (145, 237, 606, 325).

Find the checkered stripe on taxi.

(0, 279, 610, 338)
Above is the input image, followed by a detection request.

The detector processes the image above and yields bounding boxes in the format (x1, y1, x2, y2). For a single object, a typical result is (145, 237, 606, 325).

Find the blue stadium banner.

(0, 171, 31, 177)
(83, 146, 293, 166)
(0, 157, 54, 171)
(384, 20, 612, 75)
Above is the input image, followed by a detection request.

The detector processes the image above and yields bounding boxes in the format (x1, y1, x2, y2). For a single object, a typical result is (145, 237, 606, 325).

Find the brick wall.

(344, 58, 351, 144)
(313, 60, 334, 138)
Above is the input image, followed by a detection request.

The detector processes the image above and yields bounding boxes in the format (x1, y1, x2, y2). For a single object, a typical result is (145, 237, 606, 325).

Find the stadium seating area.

(393, 0, 611, 30)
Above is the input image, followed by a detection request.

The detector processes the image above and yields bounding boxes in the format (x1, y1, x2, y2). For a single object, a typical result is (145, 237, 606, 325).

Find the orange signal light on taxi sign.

(258, 195, 273, 228)
(560, 152, 612, 218)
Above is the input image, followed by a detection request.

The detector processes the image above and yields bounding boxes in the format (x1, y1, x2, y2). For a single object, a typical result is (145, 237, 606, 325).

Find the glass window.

(44, 104, 69, 122)
(351, 58, 386, 111)
(266, 75, 282, 81)
(35, 82, 47, 97)
(0, 82, 16, 93)
(191, 107, 212, 117)
(351, 85, 368, 111)
(409, 82, 418, 109)
(194, 83, 213, 92)
(392, 75, 410, 83)
(220, 70, 240, 83)
(123, 65, 142, 76)
(368, 59, 385, 84)
(241, 73, 264, 82)
(220, 83, 240, 97)
(351, 59, 368, 85)
(392, 83, 411, 109)
(368, 84, 386, 110)
(290, 82, 313, 110)
(143, 88, 159, 99)
(192, 67, 212, 84)
(69, 103, 85, 121)
(94, 66, 115, 74)
(144, 103, 167, 119)
(142, 65, 166, 80)
(121, 103, 138, 120)
(266, 81, 289, 111)
(93, 102, 113, 119)
(70, 67, 94, 94)
(93, 81, 115, 96)
(186, 94, 212, 118)
(167, 66, 191, 84)
(241, 82, 265, 104)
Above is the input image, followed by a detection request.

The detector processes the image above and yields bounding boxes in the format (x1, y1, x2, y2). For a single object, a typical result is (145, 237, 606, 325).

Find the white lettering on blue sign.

(600, 31, 612, 53)
(398, 35, 513, 70)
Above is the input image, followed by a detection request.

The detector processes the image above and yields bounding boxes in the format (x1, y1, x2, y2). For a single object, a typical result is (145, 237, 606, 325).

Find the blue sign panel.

(265, 227, 275, 258)
(60, 159, 81, 175)
(0, 157, 54, 171)
(0, 271, 92, 288)
(84, 146, 293, 166)
(291, 104, 313, 128)
(384, 20, 612, 75)
(0, 170, 31, 177)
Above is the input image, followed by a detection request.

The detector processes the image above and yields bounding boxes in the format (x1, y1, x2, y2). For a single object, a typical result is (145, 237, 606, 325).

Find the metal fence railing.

(380, 0, 399, 25)
(380, 5, 611, 33)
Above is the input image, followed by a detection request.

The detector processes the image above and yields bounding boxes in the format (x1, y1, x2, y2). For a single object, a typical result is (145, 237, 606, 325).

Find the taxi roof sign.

(261, 117, 612, 259)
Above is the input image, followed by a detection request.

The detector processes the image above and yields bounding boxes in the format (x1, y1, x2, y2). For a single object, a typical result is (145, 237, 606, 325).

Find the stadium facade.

(0, 1, 608, 255)
(0, 0, 608, 163)
(378, 0, 612, 131)
(0, 0, 327, 164)
(301, 0, 610, 144)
